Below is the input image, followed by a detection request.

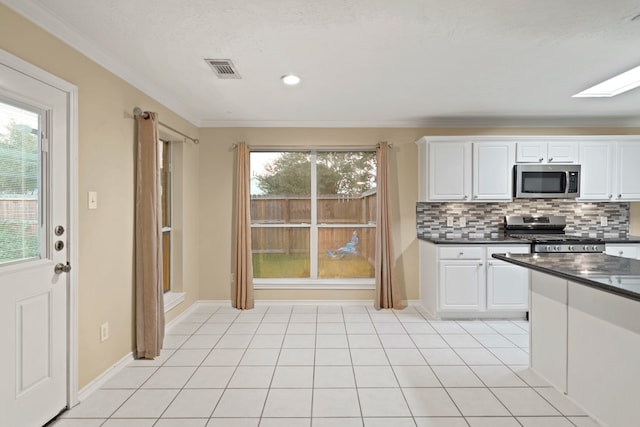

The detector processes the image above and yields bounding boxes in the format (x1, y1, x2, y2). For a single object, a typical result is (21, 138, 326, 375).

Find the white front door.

(0, 59, 70, 426)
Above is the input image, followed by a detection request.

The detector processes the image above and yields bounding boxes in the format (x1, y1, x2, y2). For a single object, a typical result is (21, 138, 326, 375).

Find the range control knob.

(583, 245, 589, 251)
(546, 245, 552, 252)
(568, 245, 574, 251)
(554, 245, 561, 251)
(592, 245, 599, 251)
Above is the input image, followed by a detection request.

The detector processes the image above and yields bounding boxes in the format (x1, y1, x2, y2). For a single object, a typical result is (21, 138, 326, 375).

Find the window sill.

(164, 291, 185, 313)
(254, 278, 375, 290)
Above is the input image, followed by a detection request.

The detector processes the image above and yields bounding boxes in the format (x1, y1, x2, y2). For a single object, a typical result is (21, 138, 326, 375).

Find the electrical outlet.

(446, 217, 454, 227)
(600, 216, 608, 226)
(100, 322, 109, 342)
(459, 217, 466, 227)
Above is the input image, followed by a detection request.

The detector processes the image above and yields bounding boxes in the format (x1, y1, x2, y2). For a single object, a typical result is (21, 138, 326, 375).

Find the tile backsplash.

(416, 200, 629, 238)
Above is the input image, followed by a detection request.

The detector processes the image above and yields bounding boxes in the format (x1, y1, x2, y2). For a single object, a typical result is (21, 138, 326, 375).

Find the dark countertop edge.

(604, 236, 640, 244)
(492, 253, 640, 303)
(418, 236, 530, 245)
(418, 235, 640, 245)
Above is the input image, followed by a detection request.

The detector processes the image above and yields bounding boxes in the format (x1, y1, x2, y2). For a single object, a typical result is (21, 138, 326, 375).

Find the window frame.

(251, 148, 376, 290)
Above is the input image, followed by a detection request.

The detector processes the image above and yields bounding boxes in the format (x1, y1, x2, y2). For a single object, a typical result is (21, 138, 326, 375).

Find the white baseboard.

(77, 351, 134, 403)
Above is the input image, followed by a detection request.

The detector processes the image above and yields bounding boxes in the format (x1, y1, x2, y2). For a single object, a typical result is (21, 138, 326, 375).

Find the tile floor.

(52, 304, 602, 427)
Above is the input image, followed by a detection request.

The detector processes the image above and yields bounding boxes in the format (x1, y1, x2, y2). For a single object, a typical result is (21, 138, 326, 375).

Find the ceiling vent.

(205, 59, 241, 79)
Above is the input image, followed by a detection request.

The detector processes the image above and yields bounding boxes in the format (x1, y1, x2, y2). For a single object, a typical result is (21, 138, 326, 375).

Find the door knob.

(54, 262, 72, 274)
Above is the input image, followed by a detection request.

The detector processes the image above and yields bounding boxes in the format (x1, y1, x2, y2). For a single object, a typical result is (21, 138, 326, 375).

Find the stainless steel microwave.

(514, 164, 581, 198)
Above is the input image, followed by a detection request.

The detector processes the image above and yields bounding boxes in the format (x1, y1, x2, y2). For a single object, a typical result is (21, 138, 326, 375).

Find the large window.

(250, 150, 376, 287)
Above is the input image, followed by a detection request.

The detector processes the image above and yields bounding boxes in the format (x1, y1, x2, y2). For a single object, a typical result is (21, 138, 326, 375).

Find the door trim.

(0, 49, 79, 408)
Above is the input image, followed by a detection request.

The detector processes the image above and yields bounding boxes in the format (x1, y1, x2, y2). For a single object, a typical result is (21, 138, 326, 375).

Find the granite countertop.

(418, 233, 640, 245)
(417, 233, 531, 245)
(492, 252, 640, 302)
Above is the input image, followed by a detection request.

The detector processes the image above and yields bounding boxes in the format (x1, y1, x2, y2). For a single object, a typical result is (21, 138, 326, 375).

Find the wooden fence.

(250, 192, 376, 261)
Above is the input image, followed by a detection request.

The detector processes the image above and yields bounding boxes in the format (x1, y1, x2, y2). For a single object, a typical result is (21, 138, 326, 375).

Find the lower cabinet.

(420, 241, 529, 318)
(486, 247, 530, 311)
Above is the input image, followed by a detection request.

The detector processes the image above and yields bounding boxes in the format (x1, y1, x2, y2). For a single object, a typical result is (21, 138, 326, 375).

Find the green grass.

(253, 252, 374, 279)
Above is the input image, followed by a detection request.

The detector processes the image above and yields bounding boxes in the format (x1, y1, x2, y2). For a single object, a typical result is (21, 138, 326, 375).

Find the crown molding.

(198, 116, 640, 128)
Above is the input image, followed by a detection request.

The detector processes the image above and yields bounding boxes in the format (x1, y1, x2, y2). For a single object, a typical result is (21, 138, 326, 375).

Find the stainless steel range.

(504, 215, 605, 253)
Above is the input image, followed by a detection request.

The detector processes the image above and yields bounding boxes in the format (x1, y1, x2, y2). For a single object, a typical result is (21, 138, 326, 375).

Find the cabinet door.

(516, 142, 546, 163)
(605, 244, 639, 259)
(547, 141, 578, 163)
(439, 261, 483, 311)
(616, 141, 640, 201)
(428, 142, 471, 201)
(473, 142, 514, 201)
(579, 141, 614, 201)
(486, 260, 529, 310)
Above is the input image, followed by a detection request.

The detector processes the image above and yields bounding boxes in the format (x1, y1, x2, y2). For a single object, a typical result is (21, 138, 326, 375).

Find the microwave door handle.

(565, 171, 570, 195)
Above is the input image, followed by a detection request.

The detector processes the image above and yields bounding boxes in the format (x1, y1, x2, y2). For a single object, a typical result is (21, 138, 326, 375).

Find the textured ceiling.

(4, 0, 640, 127)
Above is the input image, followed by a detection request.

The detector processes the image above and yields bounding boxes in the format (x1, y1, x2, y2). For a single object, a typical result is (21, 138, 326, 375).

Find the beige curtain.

(135, 111, 165, 358)
(374, 142, 404, 309)
(233, 143, 255, 309)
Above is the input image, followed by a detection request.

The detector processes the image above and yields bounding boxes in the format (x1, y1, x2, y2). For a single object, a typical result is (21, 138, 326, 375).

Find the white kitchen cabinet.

(605, 244, 639, 259)
(438, 247, 484, 311)
(439, 261, 484, 311)
(419, 241, 529, 318)
(616, 141, 640, 200)
(486, 246, 530, 311)
(417, 138, 512, 202)
(578, 141, 615, 201)
(472, 142, 514, 201)
(427, 141, 471, 201)
(579, 139, 640, 202)
(516, 141, 578, 163)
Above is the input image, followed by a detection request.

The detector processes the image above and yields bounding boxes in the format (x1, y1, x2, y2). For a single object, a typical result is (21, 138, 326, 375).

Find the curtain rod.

(133, 107, 199, 144)
(231, 142, 392, 149)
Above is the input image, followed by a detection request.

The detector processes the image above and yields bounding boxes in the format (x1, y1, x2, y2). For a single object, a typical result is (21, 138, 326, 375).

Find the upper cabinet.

(473, 142, 514, 201)
(427, 141, 471, 201)
(418, 136, 640, 203)
(579, 139, 640, 202)
(418, 138, 513, 202)
(516, 141, 579, 163)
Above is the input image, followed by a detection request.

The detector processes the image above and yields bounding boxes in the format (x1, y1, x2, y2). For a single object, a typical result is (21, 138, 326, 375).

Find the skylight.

(573, 64, 640, 97)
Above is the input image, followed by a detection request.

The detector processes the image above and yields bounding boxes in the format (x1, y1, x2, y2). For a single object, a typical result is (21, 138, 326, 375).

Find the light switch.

(459, 217, 466, 227)
(446, 217, 454, 227)
(600, 216, 608, 226)
(88, 191, 98, 210)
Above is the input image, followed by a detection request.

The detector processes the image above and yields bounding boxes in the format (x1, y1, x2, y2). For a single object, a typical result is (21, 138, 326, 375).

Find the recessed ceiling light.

(281, 74, 301, 85)
(573, 64, 640, 97)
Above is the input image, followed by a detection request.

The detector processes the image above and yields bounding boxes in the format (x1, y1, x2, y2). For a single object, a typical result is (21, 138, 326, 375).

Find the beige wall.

(0, 5, 200, 389)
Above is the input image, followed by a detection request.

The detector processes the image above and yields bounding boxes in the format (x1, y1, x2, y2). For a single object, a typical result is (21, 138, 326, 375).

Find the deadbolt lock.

(54, 225, 65, 236)
(54, 241, 65, 251)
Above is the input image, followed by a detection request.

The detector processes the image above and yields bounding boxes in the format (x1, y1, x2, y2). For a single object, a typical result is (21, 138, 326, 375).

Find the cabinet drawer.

(439, 246, 483, 260)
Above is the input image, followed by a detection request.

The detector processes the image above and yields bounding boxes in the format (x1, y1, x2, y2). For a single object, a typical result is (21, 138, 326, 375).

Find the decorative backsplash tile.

(416, 200, 629, 238)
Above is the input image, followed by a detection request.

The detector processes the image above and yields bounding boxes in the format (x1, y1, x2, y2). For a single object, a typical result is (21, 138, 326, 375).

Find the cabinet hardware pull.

(539, 157, 544, 162)
(549, 157, 553, 161)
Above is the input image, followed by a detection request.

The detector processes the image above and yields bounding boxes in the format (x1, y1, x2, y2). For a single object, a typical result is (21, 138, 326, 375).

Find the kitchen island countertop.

(492, 252, 640, 302)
